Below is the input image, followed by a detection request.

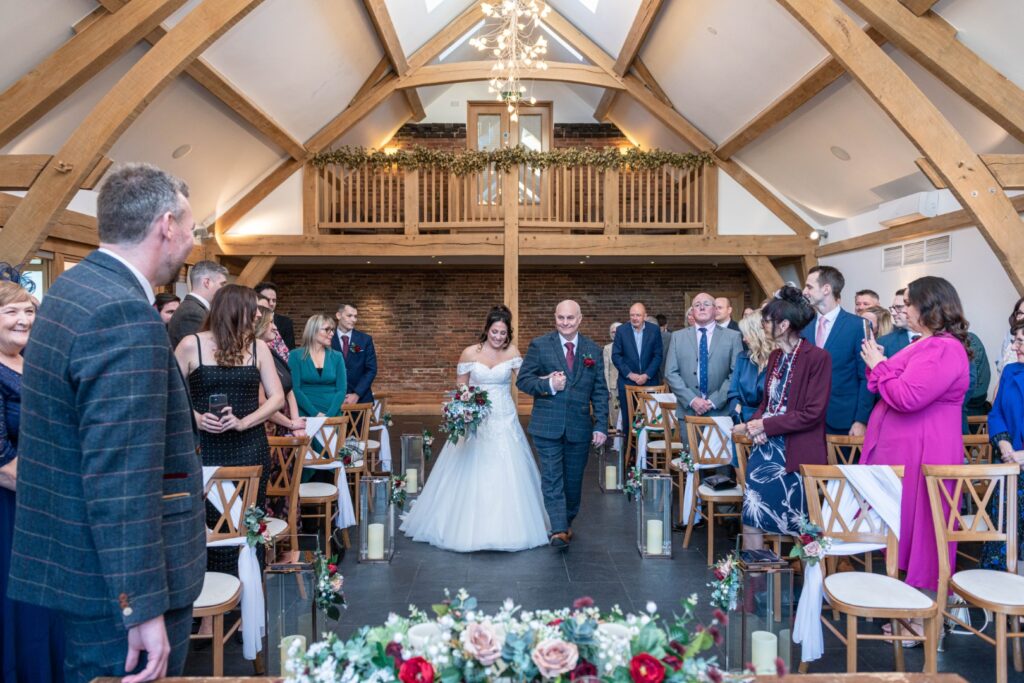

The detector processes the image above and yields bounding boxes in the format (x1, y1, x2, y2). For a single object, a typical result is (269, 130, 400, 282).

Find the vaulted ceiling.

(2, 0, 1022, 230)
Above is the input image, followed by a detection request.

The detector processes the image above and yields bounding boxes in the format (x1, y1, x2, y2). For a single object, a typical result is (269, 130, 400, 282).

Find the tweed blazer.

(9, 250, 205, 628)
(664, 324, 742, 416)
(517, 331, 608, 442)
(167, 293, 208, 350)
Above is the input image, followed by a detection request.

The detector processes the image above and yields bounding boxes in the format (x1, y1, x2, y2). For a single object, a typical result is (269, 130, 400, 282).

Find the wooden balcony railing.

(312, 161, 711, 236)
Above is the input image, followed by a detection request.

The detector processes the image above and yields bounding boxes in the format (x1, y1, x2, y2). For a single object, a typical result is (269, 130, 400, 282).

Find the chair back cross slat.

(825, 435, 864, 466)
(204, 465, 261, 543)
(684, 415, 731, 467)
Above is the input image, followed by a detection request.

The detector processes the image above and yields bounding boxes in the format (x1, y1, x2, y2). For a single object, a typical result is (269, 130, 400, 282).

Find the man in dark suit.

(715, 296, 741, 332)
(167, 259, 226, 349)
(332, 303, 377, 405)
(877, 288, 917, 357)
(802, 265, 873, 436)
(10, 164, 205, 682)
(256, 281, 296, 350)
(611, 302, 663, 423)
(517, 300, 608, 548)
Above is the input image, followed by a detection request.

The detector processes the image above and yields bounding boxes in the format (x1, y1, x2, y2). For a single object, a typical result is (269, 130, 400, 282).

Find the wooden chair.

(800, 464, 938, 675)
(923, 463, 1024, 683)
(639, 392, 681, 472)
(299, 416, 352, 552)
(265, 436, 308, 558)
(659, 401, 691, 521)
(341, 402, 374, 522)
(683, 415, 742, 565)
(826, 434, 864, 466)
(963, 434, 993, 466)
(193, 465, 261, 677)
(366, 393, 390, 474)
(967, 414, 989, 436)
(624, 383, 668, 468)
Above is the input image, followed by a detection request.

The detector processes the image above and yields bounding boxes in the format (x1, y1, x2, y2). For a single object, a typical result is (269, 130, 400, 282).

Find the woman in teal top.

(289, 314, 347, 417)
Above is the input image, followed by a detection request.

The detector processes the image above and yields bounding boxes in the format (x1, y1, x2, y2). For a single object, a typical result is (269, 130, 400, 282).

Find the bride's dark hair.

(478, 305, 513, 349)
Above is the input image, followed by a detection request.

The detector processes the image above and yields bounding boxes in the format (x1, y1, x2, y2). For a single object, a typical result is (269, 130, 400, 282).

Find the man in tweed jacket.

(9, 164, 205, 683)
(517, 300, 608, 547)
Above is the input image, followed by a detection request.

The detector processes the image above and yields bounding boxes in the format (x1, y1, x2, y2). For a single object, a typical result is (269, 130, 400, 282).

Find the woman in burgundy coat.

(735, 285, 831, 549)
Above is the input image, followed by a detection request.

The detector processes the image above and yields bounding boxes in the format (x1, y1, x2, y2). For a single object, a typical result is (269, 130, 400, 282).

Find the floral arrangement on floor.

(423, 429, 434, 462)
(338, 437, 365, 467)
(243, 505, 272, 547)
(707, 554, 742, 612)
(788, 517, 831, 566)
(313, 551, 346, 621)
(284, 589, 731, 683)
(391, 474, 408, 511)
(623, 465, 643, 501)
(441, 384, 492, 445)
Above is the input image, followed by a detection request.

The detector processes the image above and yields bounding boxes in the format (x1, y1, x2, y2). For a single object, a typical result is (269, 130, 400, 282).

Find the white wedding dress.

(400, 357, 550, 552)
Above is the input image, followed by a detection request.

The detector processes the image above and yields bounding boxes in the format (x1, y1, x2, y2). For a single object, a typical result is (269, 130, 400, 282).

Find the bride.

(401, 305, 549, 552)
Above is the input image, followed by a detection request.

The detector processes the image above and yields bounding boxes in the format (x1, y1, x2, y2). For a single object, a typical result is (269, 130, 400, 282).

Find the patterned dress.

(742, 346, 804, 536)
(188, 337, 271, 573)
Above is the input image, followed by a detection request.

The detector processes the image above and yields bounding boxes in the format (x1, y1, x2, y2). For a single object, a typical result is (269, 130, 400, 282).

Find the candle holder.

(358, 476, 395, 564)
(400, 433, 428, 498)
(596, 440, 623, 493)
(635, 470, 672, 558)
(264, 534, 320, 676)
(723, 551, 796, 674)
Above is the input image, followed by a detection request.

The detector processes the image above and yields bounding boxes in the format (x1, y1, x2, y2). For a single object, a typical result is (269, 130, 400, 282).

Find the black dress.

(188, 336, 271, 573)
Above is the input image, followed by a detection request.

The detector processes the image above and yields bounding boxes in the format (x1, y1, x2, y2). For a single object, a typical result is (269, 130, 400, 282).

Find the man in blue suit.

(802, 266, 873, 436)
(332, 303, 377, 405)
(877, 288, 917, 357)
(518, 300, 608, 548)
(612, 302, 663, 424)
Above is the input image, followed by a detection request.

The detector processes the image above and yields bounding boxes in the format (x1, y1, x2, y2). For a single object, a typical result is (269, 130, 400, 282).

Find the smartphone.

(862, 318, 873, 340)
(209, 393, 229, 416)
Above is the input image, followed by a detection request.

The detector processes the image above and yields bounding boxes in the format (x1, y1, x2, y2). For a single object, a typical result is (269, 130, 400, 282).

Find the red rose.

(713, 568, 726, 580)
(385, 641, 404, 665)
(712, 608, 728, 626)
(668, 640, 686, 657)
(799, 534, 813, 545)
(775, 657, 788, 677)
(629, 653, 665, 683)
(707, 666, 723, 683)
(570, 660, 598, 679)
(547, 618, 564, 626)
(572, 596, 594, 609)
(708, 625, 723, 646)
(476, 397, 486, 406)
(328, 563, 337, 573)
(398, 656, 434, 683)
(258, 522, 267, 533)
(661, 654, 682, 671)
(583, 357, 596, 368)
(351, 344, 362, 353)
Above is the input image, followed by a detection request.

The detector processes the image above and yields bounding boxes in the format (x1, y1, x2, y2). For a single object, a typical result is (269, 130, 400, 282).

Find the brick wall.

(390, 122, 629, 151)
(271, 266, 751, 393)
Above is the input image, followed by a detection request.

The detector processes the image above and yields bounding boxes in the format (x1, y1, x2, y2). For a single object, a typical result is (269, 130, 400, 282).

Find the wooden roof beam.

(843, 0, 1024, 145)
(899, 0, 939, 16)
(590, 0, 664, 124)
(919, 155, 1024, 191)
(0, 0, 187, 149)
(0, 192, 99, 247)
(716, 27, 885, 161)
(744, 256, 785, 294)
(0, 155, 112, 191)
(234, 255, 277, 287)
(361, 0, 425, 122)
(779, 0, 1024, 293)
(0, 0, 266, 268)
(399, 62, 622, 91)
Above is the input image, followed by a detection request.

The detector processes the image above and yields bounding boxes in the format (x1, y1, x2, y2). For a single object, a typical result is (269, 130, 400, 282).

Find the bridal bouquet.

(440, 384, 492, 445)
(284, 589, 731, 682)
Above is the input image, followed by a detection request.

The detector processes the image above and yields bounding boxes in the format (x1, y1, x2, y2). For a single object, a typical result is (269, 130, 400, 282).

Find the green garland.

(311, 145, 714, 176)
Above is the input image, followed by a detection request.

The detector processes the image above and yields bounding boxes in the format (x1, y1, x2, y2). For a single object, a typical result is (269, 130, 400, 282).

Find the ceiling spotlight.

(809, 229, 829, 241)
(366, 261, 372, 264)
(172, 144, 192, 159)
(579, 260, 585, 264)
(830, 145, 851, 161)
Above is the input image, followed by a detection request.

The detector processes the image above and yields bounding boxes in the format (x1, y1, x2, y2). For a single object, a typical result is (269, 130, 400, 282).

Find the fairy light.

(469, 1, 550, 122)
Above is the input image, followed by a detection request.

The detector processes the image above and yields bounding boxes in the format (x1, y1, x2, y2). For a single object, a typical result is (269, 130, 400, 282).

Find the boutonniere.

(350, 343, 363, 353)
(582, 353, 596, 368)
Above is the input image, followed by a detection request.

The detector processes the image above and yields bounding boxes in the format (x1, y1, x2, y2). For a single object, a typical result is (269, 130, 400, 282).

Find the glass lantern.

(264, 534, 320, 676)
(636, 470, 673, 558)
(723, 552, 796, 674)
(596, 440, 623, 493)
(358, 476, 395, 564)
(400, 433, 428, 498)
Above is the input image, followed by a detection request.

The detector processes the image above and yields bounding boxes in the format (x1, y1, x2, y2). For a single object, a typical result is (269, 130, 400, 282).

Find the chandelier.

(469, 1, 550, 121)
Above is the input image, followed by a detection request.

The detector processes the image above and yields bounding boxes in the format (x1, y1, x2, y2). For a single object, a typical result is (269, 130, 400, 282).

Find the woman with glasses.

(289, 314, 347, 418)
(998, 296, 1024, 373)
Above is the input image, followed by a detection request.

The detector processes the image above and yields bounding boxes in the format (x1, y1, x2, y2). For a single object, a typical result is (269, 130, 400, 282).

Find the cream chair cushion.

(194, 572, 241, 610)
(265, 516, 288, 538)
(952, 569, 1024, 607)
(647, 440, 683, 452)
(825, 572, 933, 611)
(698, 483, 742, 498)
(300, 482, 337, 498)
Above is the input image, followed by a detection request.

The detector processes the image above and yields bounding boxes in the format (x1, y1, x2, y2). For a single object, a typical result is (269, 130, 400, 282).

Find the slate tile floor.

(184, 416, 1005, 681)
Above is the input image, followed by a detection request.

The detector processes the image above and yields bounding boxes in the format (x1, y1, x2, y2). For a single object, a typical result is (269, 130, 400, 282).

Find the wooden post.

(603, 168, 619, 234)
(302, 163, 317, 238)
(404, 169, 419, 235)
(503, 168, 520, 406)
(703, 165, 718, 237)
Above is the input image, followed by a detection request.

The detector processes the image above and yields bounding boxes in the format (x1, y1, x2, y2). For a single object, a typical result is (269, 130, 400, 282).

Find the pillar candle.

(604, 465, 618, 490)
(280, 635, 306, 675)
(778, 628, 791, 671)
(751, 630, 778, 674)
(406, 468, 418, 494)
(367, 523, 385, 560)
(645, 519, 664, 555)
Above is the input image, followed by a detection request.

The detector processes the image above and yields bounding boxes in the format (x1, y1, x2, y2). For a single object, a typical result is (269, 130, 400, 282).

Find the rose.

(460, 391, 472, 402)
(328, 563, 337, 573)
(570, 659, 598, 679)
(799, 533, 813, 545)
(531, 638, 579, 679)
(398, 656, 434, 683)
(583, 357, 595, 368)
(460, 622, 504, 666)
(629, 653, 665, 683)
(572, 596, 594, 609)
(803, 541, 822, 557)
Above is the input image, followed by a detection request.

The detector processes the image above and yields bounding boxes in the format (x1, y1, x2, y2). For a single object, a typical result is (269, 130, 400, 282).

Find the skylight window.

(438, 19, 485, 61)
(539, 21, 583, 62)
(425, 0, 447, 11)
(577, 0, 600, 12)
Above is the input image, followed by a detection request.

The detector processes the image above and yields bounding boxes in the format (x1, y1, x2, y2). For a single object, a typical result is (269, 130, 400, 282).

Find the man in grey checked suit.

(517, 300, 608, 548)
(665, 292, 743, 427)
(9, 164, 205, 683)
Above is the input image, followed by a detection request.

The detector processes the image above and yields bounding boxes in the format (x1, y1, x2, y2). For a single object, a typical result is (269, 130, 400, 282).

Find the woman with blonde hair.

(289, 313, 347, 418)
(727, 309, 775, 422)
(861, 304, 893, 338)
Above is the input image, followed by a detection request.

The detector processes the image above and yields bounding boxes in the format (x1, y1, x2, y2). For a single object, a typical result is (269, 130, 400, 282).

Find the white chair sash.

(793, 465, 902, 663)
(302, 417, 357, 528)
(201, 467, 265, 661)
(370, 401, 392, 471)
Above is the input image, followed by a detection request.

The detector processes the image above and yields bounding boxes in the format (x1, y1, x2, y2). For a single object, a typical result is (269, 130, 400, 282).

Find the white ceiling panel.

(186, 0, 384, 142)
(545, 0, 642, 61)
(0, 0, 96, 92)
(386, 0, 475, 60)
(935, 0, 1024, 91)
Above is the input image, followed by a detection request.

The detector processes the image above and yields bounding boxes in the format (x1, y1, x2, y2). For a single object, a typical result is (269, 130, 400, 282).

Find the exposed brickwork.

(271, 266, 751, 393)
(389, 123, 629, 152)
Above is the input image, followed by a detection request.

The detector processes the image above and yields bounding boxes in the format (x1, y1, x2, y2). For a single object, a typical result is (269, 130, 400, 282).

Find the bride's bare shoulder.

(459, 345, 482, 363)
(504, 344, 522, 360)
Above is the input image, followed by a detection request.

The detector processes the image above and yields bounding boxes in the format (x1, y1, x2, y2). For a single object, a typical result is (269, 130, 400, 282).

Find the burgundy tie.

(565, 341, 575, 372)
(342, 335, 350, 358)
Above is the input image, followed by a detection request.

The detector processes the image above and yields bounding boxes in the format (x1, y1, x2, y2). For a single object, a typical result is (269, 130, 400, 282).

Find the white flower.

(393, 633, 404, 643)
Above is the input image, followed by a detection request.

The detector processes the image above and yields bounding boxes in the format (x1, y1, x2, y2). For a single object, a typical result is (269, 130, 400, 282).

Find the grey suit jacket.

(665, 325, 742, 416)
(9, 251, 205, 627)
(168, 293, 208, 350)
(517, 331, 608, 442)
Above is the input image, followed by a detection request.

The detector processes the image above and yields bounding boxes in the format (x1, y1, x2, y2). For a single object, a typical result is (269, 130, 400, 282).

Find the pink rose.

(531, 639, 579, 679)
(461, 622, 503, 666)
(803, 541, 822, 558)
(460, 391, 472, 402)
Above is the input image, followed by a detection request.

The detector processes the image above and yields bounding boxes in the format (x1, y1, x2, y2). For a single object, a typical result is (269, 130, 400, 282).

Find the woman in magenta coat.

(860, 276, 969, 596)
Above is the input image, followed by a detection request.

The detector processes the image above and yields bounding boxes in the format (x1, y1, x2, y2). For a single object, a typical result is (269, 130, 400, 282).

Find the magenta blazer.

(754, 342, 832, 473)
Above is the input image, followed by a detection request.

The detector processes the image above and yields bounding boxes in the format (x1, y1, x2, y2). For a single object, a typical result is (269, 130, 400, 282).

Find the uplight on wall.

(809, 229, 829, 241)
